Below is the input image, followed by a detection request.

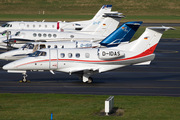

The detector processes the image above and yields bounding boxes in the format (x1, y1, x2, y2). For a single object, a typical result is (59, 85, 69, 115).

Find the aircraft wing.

(56, 67, 99, 75)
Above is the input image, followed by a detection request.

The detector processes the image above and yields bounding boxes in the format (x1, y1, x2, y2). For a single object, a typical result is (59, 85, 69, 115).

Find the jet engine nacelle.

(98, 49, 125, 60)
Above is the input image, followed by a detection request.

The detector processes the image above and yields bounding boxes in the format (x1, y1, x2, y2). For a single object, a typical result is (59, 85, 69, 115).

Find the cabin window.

(52, 25, 55, 28)
(43, 33, 47, 37)
(48, 45, 51, 48)
(54, 45, 57, 48)
(68, 53, 72, 58)
(38, 33, 42, 37)
(76, 53, 80, 58)
(45, 25, 47, 28)
(39, 25, 41, 27)
(53, 34, 57, 38)
(48, 34, 52, 37)
(33, 33, 37, 37)
(27, 24, 29, 28)
(60, 53, 65, 58)
(85, 53, 90, 58)
(33, 25, 35, 28)
(10, 24, 12, 27)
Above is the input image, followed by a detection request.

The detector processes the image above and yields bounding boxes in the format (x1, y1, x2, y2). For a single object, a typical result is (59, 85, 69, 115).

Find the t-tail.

(129, 26, 175, 54)
(81, 12, 125, 37)
(91, 5, 112, 21)
(100, 21, 143, 47)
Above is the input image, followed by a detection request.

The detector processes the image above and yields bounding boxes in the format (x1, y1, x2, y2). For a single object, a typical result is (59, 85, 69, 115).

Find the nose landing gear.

(19, 73, 30, 83)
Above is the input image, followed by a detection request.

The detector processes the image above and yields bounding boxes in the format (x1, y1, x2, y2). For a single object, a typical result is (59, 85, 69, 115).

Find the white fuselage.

(0, 41, 100, 60)
(3, 47, 155, 73)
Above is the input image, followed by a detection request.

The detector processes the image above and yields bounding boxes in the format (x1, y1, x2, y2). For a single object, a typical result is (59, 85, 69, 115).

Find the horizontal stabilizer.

(148, 26, 176, 31)
(103, 12, 125, 18)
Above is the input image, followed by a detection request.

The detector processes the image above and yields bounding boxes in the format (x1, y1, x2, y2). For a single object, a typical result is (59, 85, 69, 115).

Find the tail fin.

(91, 5, 112, 21)
(81, 13, 125, 36)
(100, 21, 142, 47)
(129, 26, 175, 54)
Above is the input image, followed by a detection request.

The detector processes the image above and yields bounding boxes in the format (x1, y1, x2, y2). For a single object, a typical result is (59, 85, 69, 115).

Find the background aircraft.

(0, 5, 113, 33)
(3, 26, 174, 83)
(0, 21, 142, 61)
(0, 12, 124, 49)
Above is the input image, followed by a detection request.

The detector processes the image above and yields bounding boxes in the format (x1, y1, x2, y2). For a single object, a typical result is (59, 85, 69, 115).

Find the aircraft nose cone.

(3, 63, 14, 70)
(0, 53, 5, 60)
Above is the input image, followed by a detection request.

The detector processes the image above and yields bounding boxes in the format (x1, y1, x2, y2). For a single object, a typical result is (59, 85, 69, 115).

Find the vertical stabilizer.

(91, 5, 112, 21)
(100, 21, 142, 47)
(81, 13, 125, 37)
(129, 27, 175, 54)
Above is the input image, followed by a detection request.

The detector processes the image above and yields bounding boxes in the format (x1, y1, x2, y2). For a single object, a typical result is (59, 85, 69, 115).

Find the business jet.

(0, 11, 125, 49)
(0, 5, 113, 34)
(0, 21, 142, 61)
(3, 26, 174, 83)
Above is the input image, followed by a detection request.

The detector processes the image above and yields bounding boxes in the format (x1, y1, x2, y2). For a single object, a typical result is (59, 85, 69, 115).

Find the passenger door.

(49, 49, 58, 69)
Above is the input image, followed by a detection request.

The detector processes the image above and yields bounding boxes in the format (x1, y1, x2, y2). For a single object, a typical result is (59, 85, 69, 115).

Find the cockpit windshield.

(1, 23, 12, 27)
(29, 51, 46, 57)
(21, 43, 34, 50)
(1, 30, 7, 36)
(15, 31, 20, 36)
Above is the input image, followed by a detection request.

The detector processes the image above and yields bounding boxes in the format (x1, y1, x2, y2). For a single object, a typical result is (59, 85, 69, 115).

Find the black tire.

(87, 77, 93, 83)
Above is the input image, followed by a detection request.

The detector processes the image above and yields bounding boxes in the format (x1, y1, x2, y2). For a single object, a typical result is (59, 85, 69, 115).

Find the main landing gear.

(19, 73, 30, 83)
(80, 73, 93, 84)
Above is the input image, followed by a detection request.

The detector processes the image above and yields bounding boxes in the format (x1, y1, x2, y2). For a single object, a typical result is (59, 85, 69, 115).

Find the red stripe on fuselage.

(15, 44, 158, 67)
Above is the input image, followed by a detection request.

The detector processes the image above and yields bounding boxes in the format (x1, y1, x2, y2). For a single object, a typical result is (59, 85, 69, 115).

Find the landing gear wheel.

(87, 77, 93, 84)
(22, 76, 27, 83)
(19, 73, 30, 83)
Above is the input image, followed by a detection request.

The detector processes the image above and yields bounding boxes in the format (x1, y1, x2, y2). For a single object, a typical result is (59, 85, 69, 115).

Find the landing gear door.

(49, 49, 58, 69)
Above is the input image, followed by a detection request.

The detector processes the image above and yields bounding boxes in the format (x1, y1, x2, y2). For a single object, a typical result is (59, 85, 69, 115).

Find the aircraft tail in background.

(100, 21, 143, 47)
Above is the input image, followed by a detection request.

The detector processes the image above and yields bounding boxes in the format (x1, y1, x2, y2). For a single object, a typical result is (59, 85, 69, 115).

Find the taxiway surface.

(0, 38, 180, 96)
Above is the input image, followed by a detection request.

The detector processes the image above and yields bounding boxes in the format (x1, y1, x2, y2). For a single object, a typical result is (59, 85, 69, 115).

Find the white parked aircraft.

(3, 26, 174, 83)
(0, 21, 142, 60)
(0, 5, 113, 33)
(1, 12, 124, 49)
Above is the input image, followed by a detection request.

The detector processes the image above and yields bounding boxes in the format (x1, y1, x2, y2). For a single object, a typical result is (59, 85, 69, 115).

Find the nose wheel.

(19, 73, 30, 83)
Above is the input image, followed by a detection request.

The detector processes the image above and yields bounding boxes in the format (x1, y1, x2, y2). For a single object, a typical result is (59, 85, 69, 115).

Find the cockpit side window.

(1, 23, 11, 27)
(29, 51, 46, 57)
(15, 31, 20, 36)
(22, 43, 34, 50)
(1, 23, 8, 27)
(28, 44, 34, 49)
(21, 43, 29, 50)
(40, 44, 46, 49)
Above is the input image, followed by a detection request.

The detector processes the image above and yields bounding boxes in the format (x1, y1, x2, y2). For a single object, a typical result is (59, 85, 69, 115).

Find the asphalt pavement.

(0, 38, 180, 96)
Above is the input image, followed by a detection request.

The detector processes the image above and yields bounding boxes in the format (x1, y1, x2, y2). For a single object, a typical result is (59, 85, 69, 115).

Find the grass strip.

(0, 93, 180, 120)
(0, 14, 180, 23)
